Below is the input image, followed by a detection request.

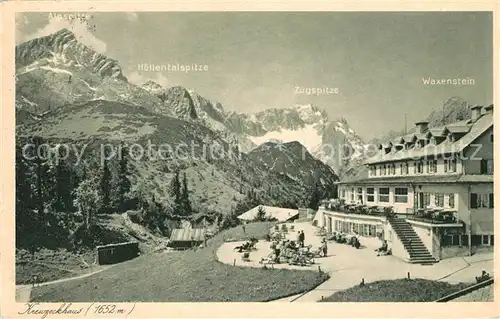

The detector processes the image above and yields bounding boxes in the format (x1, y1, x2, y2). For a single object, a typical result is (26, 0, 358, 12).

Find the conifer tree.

(117, 144, 131, 211)
(181, 172, 192, 216)
(169, 169, 182, 216)
(100, 152, 112, 214)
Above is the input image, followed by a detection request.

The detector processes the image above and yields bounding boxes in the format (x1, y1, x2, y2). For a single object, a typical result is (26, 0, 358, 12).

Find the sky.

(16, 12, 493, 140)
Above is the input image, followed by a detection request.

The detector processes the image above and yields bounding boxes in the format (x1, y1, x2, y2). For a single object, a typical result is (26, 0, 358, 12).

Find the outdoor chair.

(242, 252, 251, 262)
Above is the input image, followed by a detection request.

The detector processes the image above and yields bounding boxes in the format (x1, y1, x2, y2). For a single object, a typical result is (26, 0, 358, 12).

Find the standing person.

(242, 223, 246, 235)
(299, 230, 305, 247)
(321, 238, 328, 257)
(296, 230, 301, 246)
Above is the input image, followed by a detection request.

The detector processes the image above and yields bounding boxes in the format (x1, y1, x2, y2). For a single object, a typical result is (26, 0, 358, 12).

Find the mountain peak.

(142, 80, 164, 93)
(16, 28, 125, 81)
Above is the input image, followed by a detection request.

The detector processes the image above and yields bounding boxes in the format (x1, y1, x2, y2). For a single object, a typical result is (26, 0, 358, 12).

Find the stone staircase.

(387, 216, 437, 265)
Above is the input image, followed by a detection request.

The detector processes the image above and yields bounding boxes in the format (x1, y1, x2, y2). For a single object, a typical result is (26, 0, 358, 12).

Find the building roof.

(365, 112, 493, 165)
(170, 228, 206, 242)
(237, 205, 299, 222)
(428, 128, 447, 137)
(456, 175, 494, 183)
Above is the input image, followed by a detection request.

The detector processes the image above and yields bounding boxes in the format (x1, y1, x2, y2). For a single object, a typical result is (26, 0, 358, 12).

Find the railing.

(408, 209, 460, 225)
(321, 204, 395, 218)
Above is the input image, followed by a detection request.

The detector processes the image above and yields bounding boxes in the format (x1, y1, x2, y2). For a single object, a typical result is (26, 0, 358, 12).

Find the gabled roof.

(365, 112, 493, 165)
(428, 127, 447, 137)
(445, 125, 471, 134)
(170, 228, 206, 242)
(402, 134, 417, 143)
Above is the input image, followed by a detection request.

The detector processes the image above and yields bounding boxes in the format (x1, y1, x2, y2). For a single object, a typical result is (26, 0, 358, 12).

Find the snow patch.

(249, 124, 322, 153)
(39, 65, 73, 76)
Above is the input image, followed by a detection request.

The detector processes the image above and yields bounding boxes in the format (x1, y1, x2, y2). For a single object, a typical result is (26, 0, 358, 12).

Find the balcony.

(406, 208, 461, 225)
(320, 200, 395, 218)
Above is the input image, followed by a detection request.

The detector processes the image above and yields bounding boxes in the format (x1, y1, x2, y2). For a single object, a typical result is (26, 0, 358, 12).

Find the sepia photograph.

(11, 9, 494, 307)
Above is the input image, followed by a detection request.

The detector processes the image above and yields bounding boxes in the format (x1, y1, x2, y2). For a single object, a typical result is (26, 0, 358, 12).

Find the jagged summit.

(16, 28, 125, 81)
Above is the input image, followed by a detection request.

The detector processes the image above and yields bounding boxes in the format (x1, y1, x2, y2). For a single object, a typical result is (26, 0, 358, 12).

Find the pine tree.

(181, 172, 192, 216)
(100, 153, 112, 214)
(16, 138, 34, 247)
(53, 147, 74, 213)
(74, 173, 102, 229)
(117, 144, 131, 212)
(307, 182, 323, 210)
(169, 170, 182, 216)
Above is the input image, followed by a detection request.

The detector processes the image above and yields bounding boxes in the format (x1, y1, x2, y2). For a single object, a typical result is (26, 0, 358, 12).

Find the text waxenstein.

(422, 77, 475, 85)
(138, 63, 209, 73)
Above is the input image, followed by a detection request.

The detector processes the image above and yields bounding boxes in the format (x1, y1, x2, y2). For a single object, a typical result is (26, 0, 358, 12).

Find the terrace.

(320, 200, 462, 225)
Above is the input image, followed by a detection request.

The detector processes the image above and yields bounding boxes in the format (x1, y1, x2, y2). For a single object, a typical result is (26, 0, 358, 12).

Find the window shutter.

(489, 193, 494, 208)
(470, 193, 478, 209)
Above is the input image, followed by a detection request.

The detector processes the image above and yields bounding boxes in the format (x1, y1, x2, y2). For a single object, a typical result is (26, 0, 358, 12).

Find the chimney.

(415, 121, 429, 134)
(483, 104, 493, 114)
(471, 104, 483, 122)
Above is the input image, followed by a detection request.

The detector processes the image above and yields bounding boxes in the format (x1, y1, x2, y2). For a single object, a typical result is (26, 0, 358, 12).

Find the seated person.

(376, 241, 389, 256)
(476, 270, 491, 283)
(353, 237, 361, 249)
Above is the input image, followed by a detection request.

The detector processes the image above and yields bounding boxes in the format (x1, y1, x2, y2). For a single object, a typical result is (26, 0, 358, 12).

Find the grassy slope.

(322, 279, 472, 302)
(31, 222, 329, 302)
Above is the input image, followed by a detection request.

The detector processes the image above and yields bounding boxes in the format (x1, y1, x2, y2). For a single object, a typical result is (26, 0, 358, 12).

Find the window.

(448, 194, 455, 208)
(435, 193, 444, 207)
(471, 235, 482, 245)
(430, 160, 437, 173)
(341, 189, 346, 199)
(481, 194, 489, 208)
(443, 235, 460, 246)
(401, 163, 408, 175)
(357, 188, 363, 203)
(423, 193, 431, 207)
(394, 188, 408, 203)
(482, 235, 489, 245)
(416, 161, 424, 174)
(350, 188, 355, 202)
(378, 187, 390, 203)
(480, 159, 494, 175)
(369, 225, 376, 236)
(471, 193, 492, 208)
(445, 159, 457, 173)
(367, 188, 375, 202)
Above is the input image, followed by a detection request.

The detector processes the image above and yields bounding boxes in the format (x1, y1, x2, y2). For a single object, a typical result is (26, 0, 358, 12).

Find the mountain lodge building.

(317, 104, 494, 264)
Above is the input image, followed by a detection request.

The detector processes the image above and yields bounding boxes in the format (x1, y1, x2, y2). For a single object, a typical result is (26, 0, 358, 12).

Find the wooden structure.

(96, 241, 140, 265)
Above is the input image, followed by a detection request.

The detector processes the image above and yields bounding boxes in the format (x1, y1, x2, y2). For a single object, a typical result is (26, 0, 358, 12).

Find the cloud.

(127, 71, 169, 88)
(20, 13, 107, 53)
(15, 13, 30, 42)
(125, 12, 139, 22)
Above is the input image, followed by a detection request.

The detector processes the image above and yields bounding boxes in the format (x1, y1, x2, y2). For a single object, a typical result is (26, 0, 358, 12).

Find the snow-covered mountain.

(142, 79, 366, 175)
(15, 28, 366, 177)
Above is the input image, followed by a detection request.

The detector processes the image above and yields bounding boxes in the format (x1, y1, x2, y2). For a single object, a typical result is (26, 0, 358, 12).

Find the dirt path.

(16, 264, 117, 302)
